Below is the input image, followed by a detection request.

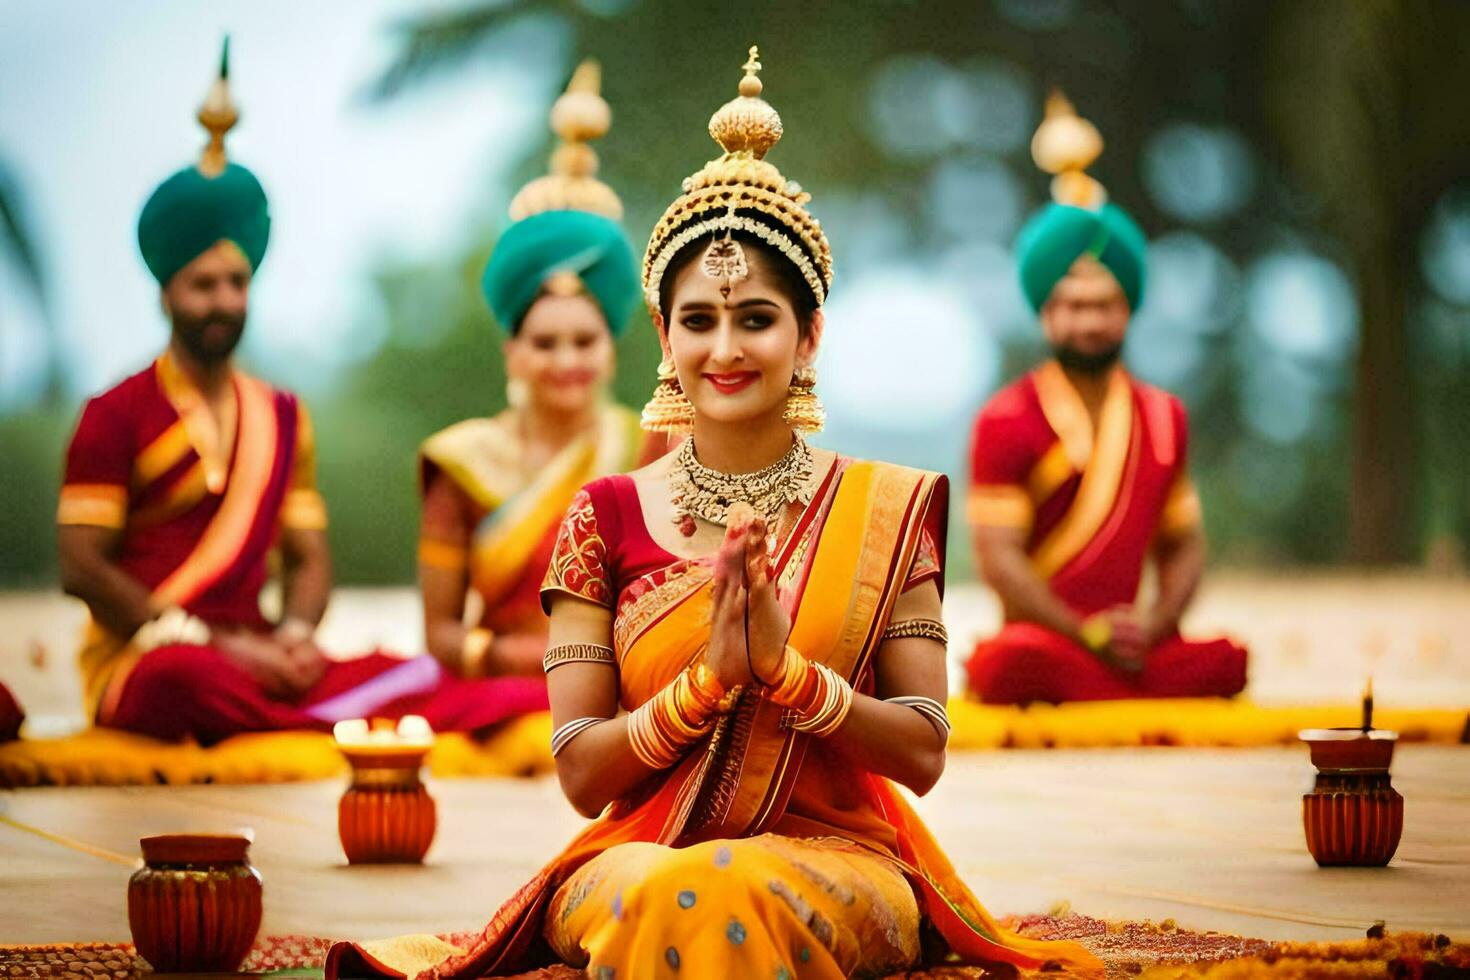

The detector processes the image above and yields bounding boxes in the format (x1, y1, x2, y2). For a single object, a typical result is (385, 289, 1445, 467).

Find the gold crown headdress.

(197, 36, 239, 178)
(508, 60, 622, 221)
(642, 46, 832, 311)
(1031, 89, 1107, 210)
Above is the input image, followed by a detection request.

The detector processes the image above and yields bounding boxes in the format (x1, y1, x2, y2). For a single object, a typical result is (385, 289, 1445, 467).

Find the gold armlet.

(542, 642, 617, 673)
(881, 618, 949, 645)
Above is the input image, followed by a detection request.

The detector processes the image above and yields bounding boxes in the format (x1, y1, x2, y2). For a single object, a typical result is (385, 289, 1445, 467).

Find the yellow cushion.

(949, 699, 1468, 750)
(0, 713, 555, 788)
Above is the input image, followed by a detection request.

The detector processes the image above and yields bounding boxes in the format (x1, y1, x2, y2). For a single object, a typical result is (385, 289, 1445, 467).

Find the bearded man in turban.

(963, 93, 1248, 705)
(56, 43, 545, 743)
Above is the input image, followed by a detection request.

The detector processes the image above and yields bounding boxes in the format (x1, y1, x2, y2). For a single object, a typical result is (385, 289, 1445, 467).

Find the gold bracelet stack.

(627, 662, 731, 769)
(764, 645, 854, 738)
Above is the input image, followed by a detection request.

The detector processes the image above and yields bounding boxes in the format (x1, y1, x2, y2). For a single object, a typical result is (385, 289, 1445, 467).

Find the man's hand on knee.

(281, 640, 328, 693)
(215, 631, 309, 700)
(1096, 606, 1152, 673)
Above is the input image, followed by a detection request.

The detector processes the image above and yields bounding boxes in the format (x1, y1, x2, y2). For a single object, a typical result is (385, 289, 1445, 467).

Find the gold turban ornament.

(642, 46, 832, 311)
(509, 60, 622, 222)
(1031, 89, 1107, 210)
(197, 37, 239, 178)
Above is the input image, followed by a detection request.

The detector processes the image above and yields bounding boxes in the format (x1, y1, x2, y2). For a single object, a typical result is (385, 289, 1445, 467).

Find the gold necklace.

(669, 435, 814, 536)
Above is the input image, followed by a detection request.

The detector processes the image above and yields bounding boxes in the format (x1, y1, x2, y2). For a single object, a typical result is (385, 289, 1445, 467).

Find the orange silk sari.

(327, 459, 1100, 978)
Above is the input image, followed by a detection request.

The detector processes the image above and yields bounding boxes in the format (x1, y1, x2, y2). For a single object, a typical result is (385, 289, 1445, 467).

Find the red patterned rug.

(1, 917, 1465, 978)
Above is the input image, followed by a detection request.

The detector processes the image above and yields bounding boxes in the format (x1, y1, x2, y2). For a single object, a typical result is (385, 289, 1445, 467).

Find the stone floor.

(2, 575, 1466, 949)
(3, 746, 1465, 946)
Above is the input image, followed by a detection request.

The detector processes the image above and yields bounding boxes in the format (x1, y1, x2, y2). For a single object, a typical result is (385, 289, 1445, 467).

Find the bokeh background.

(3, 0, 1468, 586)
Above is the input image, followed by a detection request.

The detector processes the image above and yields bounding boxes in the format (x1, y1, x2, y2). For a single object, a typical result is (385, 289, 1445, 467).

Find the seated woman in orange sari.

(418, 63, 658, 682)
(329, 49, 1099, 980)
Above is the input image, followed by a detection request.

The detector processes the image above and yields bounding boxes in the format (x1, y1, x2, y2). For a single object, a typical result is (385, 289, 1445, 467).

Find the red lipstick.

(702, 371, 760, 394)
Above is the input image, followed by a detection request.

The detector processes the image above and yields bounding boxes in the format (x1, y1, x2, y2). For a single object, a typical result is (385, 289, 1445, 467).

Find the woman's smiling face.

(664, 242, 819, 429)
(506, 292, 614, 415)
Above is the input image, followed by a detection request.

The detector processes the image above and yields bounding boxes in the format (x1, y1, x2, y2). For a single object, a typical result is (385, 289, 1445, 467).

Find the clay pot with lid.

(336, 719, 437, 864)
(127, 832, 262, 972)
(1299, 728, 1404, 867)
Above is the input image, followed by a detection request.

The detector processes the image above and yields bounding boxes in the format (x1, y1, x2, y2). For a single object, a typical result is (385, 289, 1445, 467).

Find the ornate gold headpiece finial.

(642, 44, 831, 312)
(1031, 89, 1106, 210)
(708, 45, 784, 159)
(196, 36, 238, 178)
(509, 59, 623, 221)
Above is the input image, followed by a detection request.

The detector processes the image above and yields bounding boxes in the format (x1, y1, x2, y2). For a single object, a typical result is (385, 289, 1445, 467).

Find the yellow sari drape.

(419, 405, 644, 634)
(328, 459, 1100, 978)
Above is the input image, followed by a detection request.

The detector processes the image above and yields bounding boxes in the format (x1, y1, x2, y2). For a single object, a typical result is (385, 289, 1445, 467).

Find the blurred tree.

(1261, 1, 1470, 564)
(364, 0, 1470, 570)
(3, 0, 1467, 586)
(0, 156, 60, 404)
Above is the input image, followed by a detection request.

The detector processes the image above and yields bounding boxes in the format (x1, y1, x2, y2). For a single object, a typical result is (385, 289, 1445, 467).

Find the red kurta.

(58, 353, 545, 744)
(964, 361, 1246, 704)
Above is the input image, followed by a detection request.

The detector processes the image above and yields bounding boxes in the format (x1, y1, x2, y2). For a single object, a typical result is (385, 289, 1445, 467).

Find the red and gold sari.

(418, 405, 649, 642)
(328, 457, 1100, 978)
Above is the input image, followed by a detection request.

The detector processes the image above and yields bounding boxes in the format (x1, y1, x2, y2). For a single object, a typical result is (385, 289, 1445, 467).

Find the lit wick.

(1361, 675, 1374, 733)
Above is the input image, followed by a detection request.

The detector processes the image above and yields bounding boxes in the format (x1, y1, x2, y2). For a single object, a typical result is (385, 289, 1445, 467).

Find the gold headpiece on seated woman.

(642, 46, 833, 311)
(508, 60, 622, 221)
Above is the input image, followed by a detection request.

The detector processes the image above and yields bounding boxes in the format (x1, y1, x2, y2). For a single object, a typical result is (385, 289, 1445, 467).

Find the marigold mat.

(945, 699, 1469, 750)
(0, 713, 553, 788)
(2, 919, 1464, 979)
(2, 701, 1464, 788)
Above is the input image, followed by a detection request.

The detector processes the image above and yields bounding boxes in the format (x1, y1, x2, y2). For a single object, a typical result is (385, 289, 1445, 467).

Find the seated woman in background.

(330, 49, 1099, 979)
(418, 62, 660, 684)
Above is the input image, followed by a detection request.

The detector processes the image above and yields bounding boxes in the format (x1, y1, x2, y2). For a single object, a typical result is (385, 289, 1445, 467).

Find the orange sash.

(90, 375, 294, 723)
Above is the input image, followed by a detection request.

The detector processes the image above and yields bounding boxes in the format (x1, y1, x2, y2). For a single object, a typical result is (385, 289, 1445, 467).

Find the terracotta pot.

(1299, 728, 1404, 867)
(127, 833, 262, 972)
(338, 746, 436, 864)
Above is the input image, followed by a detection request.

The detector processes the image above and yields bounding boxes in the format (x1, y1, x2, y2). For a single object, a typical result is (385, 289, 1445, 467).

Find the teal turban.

(1015, 201, 1147, 314)
(137, 163, 271, 286)
(481, 209, 639, 336)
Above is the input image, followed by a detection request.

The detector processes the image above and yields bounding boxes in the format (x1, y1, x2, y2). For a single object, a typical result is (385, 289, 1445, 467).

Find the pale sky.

(0, 0, 563, 404)
(0, 1, 1368, 469)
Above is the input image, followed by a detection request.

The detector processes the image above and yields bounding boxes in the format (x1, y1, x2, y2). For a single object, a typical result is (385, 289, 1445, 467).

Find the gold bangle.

(274, 615, 316, 647)
(881, 618, 949, 645)
(765, 644, 805, 701)
(462, 627, 494, 677)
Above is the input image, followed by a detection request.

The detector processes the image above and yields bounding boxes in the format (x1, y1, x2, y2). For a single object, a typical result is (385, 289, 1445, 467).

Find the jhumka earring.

(782, 364, 825, 433)
(506, 377, 529, 410)
(640, 357, 696, 433)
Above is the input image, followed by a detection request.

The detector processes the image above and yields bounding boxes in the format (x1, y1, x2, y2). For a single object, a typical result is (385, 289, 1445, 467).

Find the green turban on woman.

(137, 162, 271, 286)
(1015, 201, 1147, 314)
(480, 209, 640, 336)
